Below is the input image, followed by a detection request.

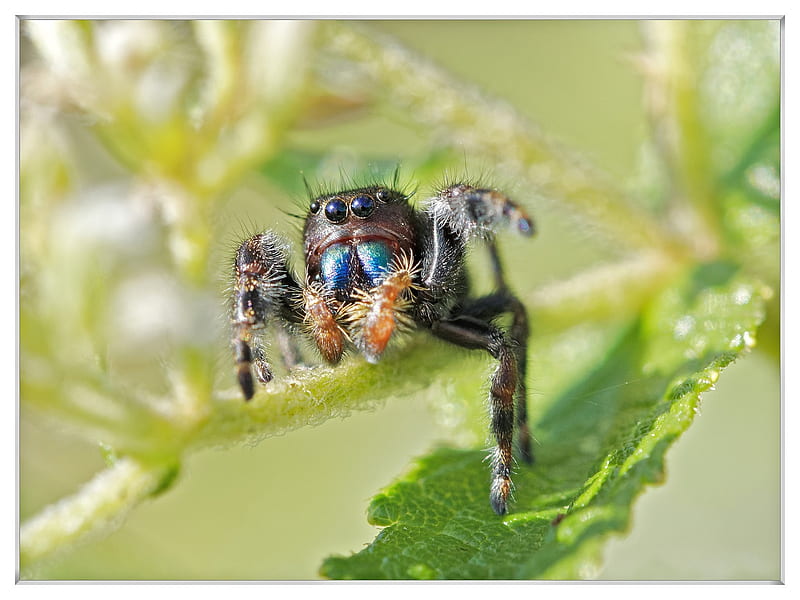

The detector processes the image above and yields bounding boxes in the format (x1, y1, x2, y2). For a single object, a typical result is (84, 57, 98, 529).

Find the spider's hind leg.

(461, 289, 532, 465)
(431, 315, 519, 515)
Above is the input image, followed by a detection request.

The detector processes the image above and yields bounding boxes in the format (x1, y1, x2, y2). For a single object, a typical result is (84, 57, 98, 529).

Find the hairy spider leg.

(428, 183, 535, 241)
(417, 183, 535, 514)
(485, 207, 533, 463)
(461, 290, 532, 464)
(431, 316, 519, 515)
(231, 232, 302, 400)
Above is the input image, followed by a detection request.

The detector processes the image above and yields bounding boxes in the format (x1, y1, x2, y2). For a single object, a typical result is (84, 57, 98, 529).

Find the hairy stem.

(638, 21, 722, 259)
(17, 251, 683, 574)
(19, 458, 171, 574)
(528, 251, 682, 332)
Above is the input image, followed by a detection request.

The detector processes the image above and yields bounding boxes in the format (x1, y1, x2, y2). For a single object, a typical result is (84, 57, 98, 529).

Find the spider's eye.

(324, 198, 348, 223)
(350, 195, 375, 218)
(309, 200, 321, 214)
(375, 189, 390, 202)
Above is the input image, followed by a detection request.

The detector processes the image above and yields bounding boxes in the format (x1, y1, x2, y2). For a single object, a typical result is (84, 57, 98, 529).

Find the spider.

(230, 176, 535, 515)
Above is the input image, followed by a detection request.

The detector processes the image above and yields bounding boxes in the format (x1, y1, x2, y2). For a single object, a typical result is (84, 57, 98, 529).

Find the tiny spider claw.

(253, 359, 274, 385)
(499, 193, 534, 237)
(516, 214, 535, 237)
(490, 480, 510, 515)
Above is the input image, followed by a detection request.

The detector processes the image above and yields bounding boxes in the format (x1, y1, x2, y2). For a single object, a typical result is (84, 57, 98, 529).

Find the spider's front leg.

(231, 231, 303, 400)
(422, 182, 535, 514)
(428, 182, 534, 242)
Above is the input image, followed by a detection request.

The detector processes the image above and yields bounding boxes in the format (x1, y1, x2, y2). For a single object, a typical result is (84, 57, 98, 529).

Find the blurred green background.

(19, 20, 780, 580)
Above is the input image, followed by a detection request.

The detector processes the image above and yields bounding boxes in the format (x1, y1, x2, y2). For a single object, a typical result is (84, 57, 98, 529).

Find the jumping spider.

(230, 177, 534, 515)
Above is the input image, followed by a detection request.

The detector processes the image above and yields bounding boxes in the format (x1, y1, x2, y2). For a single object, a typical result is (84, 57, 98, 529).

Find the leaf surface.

(321, 264, 769, 579)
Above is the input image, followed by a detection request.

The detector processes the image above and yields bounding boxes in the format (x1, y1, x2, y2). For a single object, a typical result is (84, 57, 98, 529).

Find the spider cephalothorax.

(230, 178, 534, 515)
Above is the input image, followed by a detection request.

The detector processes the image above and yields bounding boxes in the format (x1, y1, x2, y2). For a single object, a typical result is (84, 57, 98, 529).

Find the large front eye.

(350, 195, 375, 218)
(324, 198, 348, 223)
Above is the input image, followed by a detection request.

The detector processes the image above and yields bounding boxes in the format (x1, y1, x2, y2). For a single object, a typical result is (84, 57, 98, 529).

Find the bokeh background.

(19, 19, 780, 580)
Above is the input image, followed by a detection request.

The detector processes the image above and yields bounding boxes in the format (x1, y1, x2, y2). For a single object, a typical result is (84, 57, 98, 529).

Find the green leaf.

(320, 263, 769, 579)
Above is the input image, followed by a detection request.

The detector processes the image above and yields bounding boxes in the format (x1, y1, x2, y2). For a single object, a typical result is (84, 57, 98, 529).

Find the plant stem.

(639, 21, 722, 260)
(19, 458, 170, 575)
(319, 22, 682, 257)
(528, 251, 683, 332)
(17, 249, 684, 574)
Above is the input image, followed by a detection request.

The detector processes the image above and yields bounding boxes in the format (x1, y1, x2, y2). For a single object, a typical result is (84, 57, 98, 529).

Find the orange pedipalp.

(302, 284, 345, 364)
(356, 268, 415, 363)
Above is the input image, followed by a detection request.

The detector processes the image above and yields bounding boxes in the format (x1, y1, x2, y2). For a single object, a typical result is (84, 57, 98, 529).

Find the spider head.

(303, 186, 417, 297)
